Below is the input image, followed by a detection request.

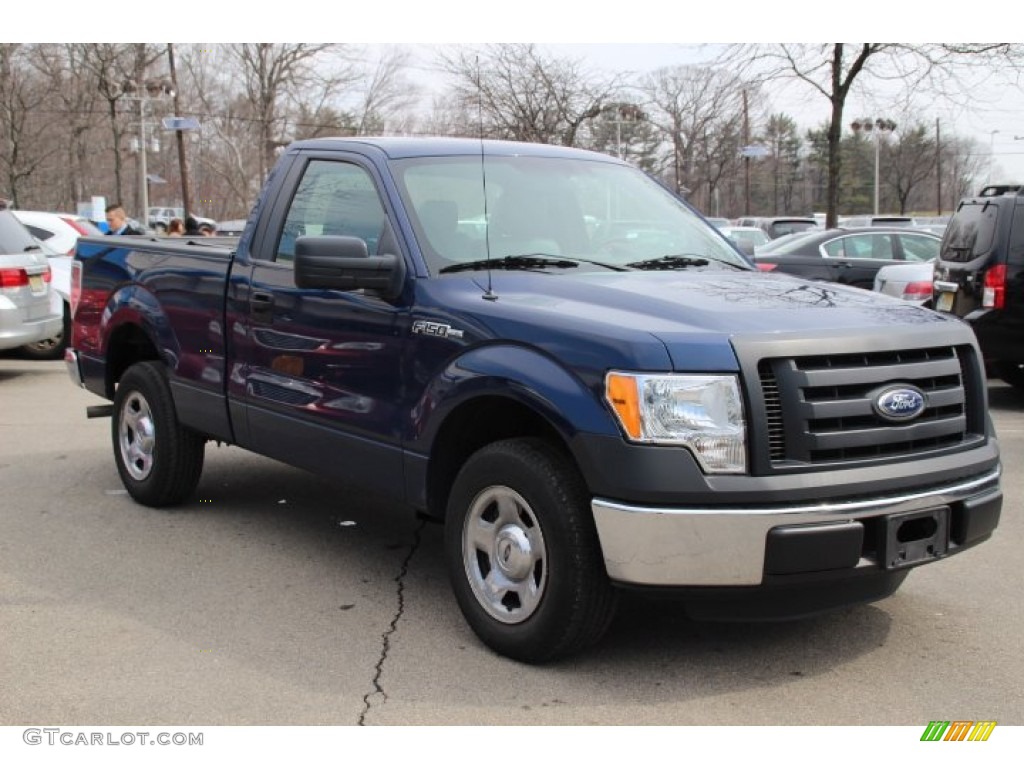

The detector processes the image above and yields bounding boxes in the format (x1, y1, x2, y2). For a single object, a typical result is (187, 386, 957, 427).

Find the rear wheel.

(112, 362, 205, 507)
(20, 302, 70, 361)
(444, 438, 618, 663)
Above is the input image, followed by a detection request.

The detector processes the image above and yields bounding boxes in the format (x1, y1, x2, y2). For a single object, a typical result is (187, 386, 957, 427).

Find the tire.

(444, 437, 618, 663)
(996, 360, 1024, 390)
(21, 302, 70, 361)
(112, 361, 205, 507)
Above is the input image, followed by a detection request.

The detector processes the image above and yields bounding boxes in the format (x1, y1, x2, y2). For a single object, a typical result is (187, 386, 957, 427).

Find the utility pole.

(743, 90, 750, 216)
(167, 44, 192, 221)
(936, 118, 942, 216)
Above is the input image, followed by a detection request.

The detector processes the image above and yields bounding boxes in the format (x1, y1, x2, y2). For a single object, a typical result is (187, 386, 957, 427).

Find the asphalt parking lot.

(1, 354, 1022, 726)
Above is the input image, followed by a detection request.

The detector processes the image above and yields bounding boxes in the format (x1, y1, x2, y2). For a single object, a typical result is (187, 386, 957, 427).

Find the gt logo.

(412, 320, 464, 339)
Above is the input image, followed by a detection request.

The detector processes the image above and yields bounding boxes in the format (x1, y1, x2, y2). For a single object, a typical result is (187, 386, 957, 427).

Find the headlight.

(604, 372, 746, 473)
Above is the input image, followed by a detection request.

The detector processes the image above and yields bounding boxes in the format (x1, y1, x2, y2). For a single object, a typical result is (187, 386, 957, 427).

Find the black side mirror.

(293, 235, 405, 299)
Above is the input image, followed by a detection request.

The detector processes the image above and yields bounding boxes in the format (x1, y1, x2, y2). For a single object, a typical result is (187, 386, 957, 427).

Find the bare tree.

(225, 44, 357, 183)
(437, 44, 619, 146)
(888, 123, 939, 214)
(0, 44, 61, 208)
(26, 44, 104, 210)
(351, 46, 418, 135)
(638, 65, 748, 196)
(720, 43, 1024, 227)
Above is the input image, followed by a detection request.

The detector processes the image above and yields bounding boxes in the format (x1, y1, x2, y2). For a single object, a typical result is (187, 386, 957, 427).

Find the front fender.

(408, 343, 620, 452)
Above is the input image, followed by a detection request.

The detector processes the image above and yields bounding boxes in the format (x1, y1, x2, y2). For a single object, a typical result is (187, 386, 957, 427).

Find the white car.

(719, 225, 770, 256)
(1, 211, 63, 354)
(873, 260, 935, 305)
(8, 211, 93, 358)
(12, 210, 103, 255)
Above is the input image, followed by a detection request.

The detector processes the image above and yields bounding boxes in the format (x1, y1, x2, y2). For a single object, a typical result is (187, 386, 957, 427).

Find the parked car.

(933, 190, 1024, 388)
(705, 216, 731, 230)
(147, 206, 215, 233)
(213, 219, 247, 236)
(752, 227, 941, 289)
(8, 210, 91, 356)
(11, 210, 103, 255)
(67, 136, 1002, 663)
(718, 225, 770, 255)
(741, 216, 819, 239)
(0, 210, 63, 353)
(840, 215, 916, 228)
(872, 260, 935, 304)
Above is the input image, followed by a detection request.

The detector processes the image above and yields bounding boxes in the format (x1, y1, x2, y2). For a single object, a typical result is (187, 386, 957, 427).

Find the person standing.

(105, 204, 143, 235)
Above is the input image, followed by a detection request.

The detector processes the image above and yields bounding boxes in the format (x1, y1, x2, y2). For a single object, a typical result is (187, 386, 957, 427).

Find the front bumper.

(592, 467, 1001, 587)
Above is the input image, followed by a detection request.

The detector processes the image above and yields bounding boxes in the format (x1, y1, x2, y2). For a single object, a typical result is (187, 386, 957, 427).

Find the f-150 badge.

(412, 320, 464, 339)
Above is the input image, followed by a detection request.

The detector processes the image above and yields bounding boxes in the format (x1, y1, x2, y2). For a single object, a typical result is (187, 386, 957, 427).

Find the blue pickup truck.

(66, 137, 1002, 662)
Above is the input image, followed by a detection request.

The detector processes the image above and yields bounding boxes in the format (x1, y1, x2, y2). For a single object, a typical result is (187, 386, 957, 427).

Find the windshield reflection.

(392, 154, 750, 274)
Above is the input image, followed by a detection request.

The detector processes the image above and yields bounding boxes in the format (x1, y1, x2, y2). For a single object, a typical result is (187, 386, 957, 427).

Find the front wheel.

(444, 438, 618, 663)
(112, 361, 205, 507)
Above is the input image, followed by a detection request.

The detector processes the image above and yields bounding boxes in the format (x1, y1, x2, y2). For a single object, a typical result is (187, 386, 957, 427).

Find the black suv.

(933, 190, 1024, 387)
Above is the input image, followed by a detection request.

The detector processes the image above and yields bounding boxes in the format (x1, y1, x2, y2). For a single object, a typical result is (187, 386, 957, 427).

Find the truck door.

(231, 155, 409, 495)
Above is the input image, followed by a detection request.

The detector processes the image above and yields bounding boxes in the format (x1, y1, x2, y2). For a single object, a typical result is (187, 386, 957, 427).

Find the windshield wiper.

(23, 244, 42, 252)
(439, 254, 581, 274)
(440, 254, 632, 274)
(626, 255, 710, 270)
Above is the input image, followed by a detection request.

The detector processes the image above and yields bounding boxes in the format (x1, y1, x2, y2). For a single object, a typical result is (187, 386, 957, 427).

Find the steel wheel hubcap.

(462, 485, 547, 624)
(119, 391, 156, 481)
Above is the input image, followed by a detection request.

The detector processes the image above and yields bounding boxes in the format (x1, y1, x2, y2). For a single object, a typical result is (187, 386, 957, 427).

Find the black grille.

(756, 345, 981, 469)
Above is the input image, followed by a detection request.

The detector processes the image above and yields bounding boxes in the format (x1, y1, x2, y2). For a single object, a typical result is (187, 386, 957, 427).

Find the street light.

(122, 79, 174, 225)
(603, 102, 645, 160)
(850, 118, 897, 216)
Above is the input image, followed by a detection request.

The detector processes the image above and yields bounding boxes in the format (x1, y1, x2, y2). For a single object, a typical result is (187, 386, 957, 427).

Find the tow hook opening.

(884, 507, 949, 569)
(897, 516, 938, 543)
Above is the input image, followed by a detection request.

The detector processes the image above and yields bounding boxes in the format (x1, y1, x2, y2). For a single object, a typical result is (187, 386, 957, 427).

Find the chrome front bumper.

(592, 468, 1001, 586)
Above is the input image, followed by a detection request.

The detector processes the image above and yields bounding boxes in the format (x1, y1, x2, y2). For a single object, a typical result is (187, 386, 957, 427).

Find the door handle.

(250, 291, 274, 320)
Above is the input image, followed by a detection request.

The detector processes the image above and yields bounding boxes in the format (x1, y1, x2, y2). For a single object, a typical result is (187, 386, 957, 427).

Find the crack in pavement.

(357, 518, 426, 726)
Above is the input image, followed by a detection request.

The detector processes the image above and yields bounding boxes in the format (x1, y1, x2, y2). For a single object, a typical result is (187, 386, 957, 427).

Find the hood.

(423, 269, 957, 372)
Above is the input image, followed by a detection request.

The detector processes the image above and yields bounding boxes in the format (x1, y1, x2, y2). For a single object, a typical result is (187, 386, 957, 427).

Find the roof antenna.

(477, 55, 498, 302)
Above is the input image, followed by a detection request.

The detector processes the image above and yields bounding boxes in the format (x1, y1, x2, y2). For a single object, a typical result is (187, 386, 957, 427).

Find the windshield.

(390, 153, 751, 274)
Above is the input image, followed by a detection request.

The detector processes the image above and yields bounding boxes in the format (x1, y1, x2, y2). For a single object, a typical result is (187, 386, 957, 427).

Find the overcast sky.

(17, 4, 1024, 183)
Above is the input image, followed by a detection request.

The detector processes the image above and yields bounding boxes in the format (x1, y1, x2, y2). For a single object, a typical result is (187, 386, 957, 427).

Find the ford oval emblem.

(874, 386, 926, 422)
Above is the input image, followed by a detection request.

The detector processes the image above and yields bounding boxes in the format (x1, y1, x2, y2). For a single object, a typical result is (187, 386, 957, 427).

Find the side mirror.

(293, 235, 405, 299)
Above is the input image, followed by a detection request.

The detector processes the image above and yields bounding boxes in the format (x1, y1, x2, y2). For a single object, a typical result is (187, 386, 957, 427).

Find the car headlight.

(604, 372, 746, 473)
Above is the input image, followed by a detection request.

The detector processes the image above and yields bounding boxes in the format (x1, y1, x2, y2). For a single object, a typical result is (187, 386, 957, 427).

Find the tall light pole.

(123, 79, 173, 224)
(987, 129, 999, 187)
(851, 118, 896, 216)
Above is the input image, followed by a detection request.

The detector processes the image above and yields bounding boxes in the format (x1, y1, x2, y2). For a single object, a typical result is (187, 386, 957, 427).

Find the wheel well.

(104, 323, 161, 398)
(425, 396, 572, 521)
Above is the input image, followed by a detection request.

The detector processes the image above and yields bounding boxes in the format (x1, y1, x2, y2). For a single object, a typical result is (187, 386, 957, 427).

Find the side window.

(276, 160, 386, 263)
(822, 238, 845, 258)
(1008, 204, 1024, 266)
(868, 234, 895, 260)
(899, 234, 940, 262)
